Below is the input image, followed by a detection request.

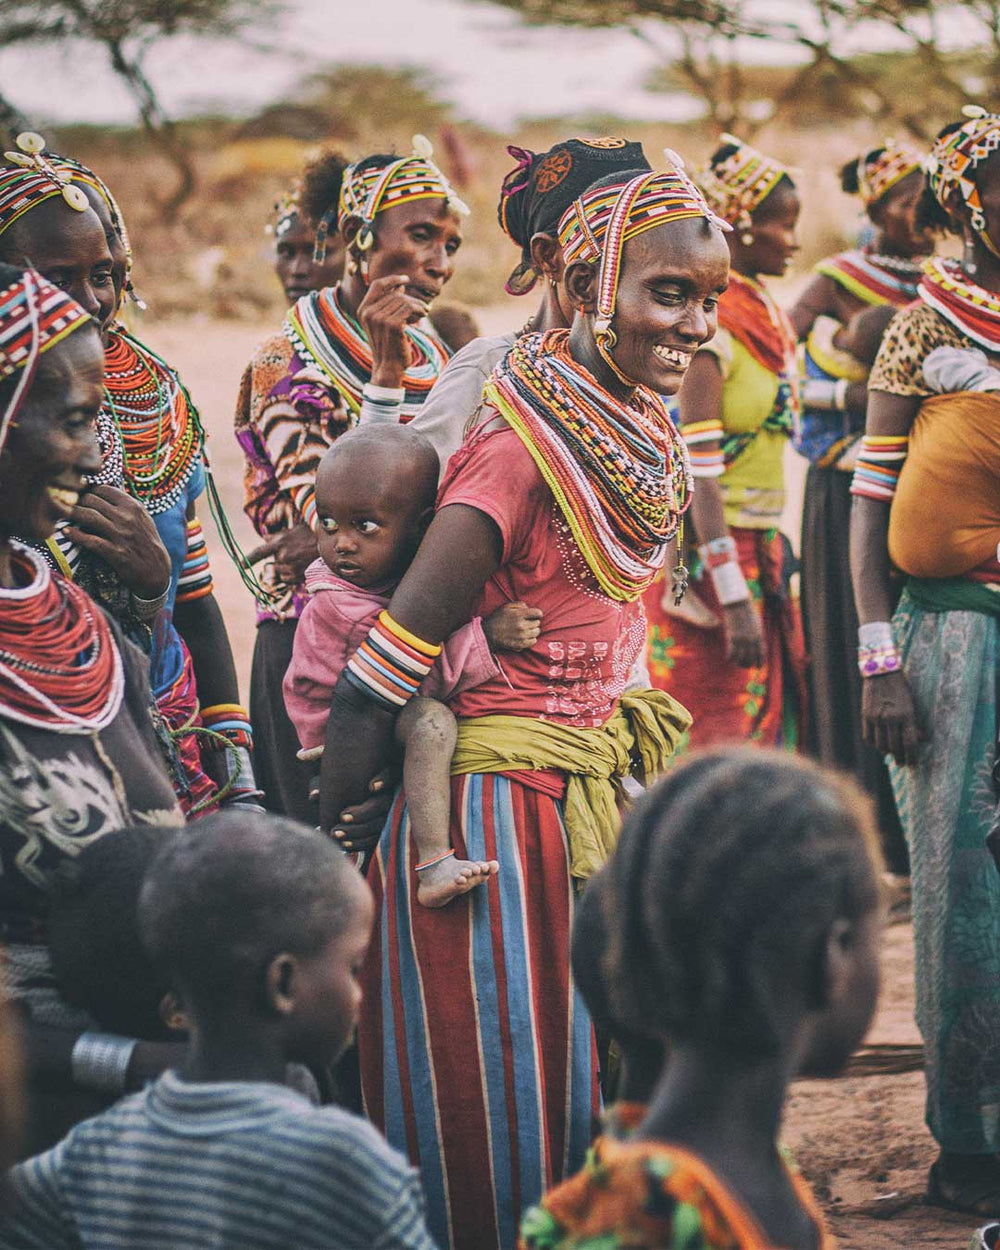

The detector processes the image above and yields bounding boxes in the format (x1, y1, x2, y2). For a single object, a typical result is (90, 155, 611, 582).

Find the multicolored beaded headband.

(328, 134, 469, 264)
(268, 183, 301, 240)
(51, 152, 143, 310)
(698, 133, 789, 242)
(0, 269, 92, 456)
(856, 141, 923, 208)
(0, 132, 89, 238)
(926, 105, 1000, 255)
(558, 152, 729, 375)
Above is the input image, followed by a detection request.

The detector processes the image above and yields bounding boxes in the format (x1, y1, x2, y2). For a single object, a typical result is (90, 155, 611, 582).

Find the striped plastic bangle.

(175, 518, 214, 603)
(345, 610, 442, 710)
(850, 435, 909, 502)
(294, 483, 318, 533)
(201, 703, 253, 750)
(683, 418, 726, 479)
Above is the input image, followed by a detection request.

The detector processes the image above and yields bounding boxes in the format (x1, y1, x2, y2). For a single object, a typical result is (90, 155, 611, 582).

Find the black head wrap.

(497, 136, 650, 294)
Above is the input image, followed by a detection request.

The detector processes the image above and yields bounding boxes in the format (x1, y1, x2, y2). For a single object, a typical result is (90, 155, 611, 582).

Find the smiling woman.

(0, 264, 180, 1154)
(644, 135, 809, 752)
(235, 136, 464, 821)
(317, 157, 726, 1250)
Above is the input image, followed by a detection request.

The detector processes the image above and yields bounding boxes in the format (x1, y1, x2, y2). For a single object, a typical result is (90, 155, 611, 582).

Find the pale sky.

(4, 0, 978, 131)
(4, 0, 755, 129)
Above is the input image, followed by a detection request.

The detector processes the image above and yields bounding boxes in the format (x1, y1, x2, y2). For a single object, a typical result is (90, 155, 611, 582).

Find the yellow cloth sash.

(450, 689, 691, 880)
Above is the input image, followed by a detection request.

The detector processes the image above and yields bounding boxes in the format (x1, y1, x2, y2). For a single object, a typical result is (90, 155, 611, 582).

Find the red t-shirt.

(439, 423, 645, 729)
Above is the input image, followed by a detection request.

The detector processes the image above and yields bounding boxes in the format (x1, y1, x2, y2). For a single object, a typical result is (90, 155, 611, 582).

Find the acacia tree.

(0, 0, 280, 219)
(471, 0, 1000, 137)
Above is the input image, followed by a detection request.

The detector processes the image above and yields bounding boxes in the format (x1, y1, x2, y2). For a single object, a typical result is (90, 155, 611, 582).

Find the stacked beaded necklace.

(284, 284, 450, 420)
(919, 256, 1000, 351)
(0, 543, 123, 732)
(102, 328, 203, 515)
(483, 329, 692, 603)
(816, 248, 925, 307)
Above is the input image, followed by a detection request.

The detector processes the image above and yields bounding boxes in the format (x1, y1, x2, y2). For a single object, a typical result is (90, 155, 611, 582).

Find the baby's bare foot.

(417, 853, 499, 909)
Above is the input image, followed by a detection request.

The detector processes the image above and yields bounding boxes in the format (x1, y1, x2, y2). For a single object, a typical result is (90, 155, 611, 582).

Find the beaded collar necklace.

(483, 329, 692, 603)
(284, 284, 450, 419)
(815, 249, 926, 307)
(0, 542, 123, 733)
(919, 256, 1000, 351)
(102, 328, 203, 515)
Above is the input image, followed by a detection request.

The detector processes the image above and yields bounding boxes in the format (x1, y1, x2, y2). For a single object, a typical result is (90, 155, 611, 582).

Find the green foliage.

(294, 64, 456, 142)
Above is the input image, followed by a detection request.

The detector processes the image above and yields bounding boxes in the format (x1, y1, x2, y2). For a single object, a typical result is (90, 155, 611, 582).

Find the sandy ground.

(140, 312, 978, 1248)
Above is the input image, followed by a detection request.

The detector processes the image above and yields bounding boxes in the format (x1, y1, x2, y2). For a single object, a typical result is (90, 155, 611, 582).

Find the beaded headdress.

(0, 132, 89, 239)
(855, 142, 923, 208)
(0, 269, 92, 455)
(330, 134, 469, 263)
(925, 105, 1000, 253)
(697, 134, 789, 237)
(558, 152, 730, 374)
(268, 183, 301, 240)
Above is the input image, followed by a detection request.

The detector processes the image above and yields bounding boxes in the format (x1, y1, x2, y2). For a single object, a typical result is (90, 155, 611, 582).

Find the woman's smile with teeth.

(46, 485, 80, 513)
(653, 345, 692, 369)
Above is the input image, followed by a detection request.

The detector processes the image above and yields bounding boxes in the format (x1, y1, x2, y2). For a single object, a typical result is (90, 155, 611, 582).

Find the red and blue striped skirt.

(359, 772, 598, 1250)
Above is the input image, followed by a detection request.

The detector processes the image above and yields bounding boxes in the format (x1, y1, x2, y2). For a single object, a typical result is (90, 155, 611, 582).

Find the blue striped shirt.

(0, 1071, 438, 1249)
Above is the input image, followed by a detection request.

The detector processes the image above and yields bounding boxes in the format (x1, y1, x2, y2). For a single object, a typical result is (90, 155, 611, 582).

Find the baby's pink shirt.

(284, 559, 499, 752)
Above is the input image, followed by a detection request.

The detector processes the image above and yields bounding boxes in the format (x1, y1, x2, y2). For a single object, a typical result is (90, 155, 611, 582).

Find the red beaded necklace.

(0, 544, 124, 733)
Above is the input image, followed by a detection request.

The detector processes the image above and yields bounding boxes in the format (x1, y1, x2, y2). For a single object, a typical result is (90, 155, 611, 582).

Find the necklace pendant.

(672, 560, 689, 605)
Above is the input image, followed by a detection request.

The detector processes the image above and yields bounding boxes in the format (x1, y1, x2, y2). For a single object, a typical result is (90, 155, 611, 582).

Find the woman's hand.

(331, 766, 399, 854)
(359, 274, 430, 389)
(722, 601, 765, 668)
(247, 524, 318, 587)
(66, 485, 170, 600)
(862, 670, 921, 765)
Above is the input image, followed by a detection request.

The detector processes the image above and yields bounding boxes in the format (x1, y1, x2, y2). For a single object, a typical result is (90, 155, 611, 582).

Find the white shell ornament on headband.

(16, 132, 45, 156)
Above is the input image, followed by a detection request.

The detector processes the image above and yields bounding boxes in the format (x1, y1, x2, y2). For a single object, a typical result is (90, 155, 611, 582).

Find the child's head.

(840, 303, 897, 369)
(315, 425, 440, 588)
(608, 749, 882, 1079)
(572, 869, 666, 1104)
(49, 824, 184, 1041)
(139, 811, 374, 1070)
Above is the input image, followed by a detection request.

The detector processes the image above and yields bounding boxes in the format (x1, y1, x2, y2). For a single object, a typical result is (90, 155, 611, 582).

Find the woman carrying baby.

(850, 107, 1000, 1215)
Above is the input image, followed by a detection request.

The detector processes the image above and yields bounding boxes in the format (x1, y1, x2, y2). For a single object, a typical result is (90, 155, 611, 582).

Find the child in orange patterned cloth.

(521, 749, 883, 1249)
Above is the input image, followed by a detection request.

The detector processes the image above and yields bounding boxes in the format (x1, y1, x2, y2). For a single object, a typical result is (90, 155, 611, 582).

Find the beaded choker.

(919, 257, 1000, 351)
(0, 543, 123, 733)
(484, 329, 692, 602)
(284, 284, 450, 420)
(815, 249, 925, 307)
(103, 329, 203, 515)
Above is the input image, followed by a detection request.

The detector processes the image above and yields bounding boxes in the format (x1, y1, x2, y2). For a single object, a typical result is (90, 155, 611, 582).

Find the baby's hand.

(484, 601, 543, 652)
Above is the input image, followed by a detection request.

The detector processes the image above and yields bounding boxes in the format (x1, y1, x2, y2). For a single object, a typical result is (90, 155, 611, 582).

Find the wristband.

(801, 377, 850, 412)
(71, 1031, 137, 1094)
(858, 621, 895, 651)
(858, 621, 902, 677)
(130, 585, 169, 622)
(175, 519, 214, 604)
(699, 536, 737, 569)
(850, 435, 909, 501)
(708, 560, 751, 606)
(345, 610, 442, 710)
(360, 383, 406, 426)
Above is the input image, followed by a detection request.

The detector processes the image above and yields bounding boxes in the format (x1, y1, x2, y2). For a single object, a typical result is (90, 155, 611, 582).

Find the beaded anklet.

(415, 850, 456, 873)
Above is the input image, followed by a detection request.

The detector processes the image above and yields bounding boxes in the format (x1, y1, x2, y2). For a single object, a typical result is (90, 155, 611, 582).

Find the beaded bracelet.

(200, 703, 253, 751)
(175, 518, 214, 604)
(708, 560, 751, 606)
(850, 435, 909, 502)
(857, 621, 902, 678)
(345, 610, 442, 710)
(71, 1031, 137, 1095)
(699, 535, 738, 568)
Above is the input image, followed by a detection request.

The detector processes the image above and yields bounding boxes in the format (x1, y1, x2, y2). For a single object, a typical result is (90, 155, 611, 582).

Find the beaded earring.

(964, 231, 979, 277)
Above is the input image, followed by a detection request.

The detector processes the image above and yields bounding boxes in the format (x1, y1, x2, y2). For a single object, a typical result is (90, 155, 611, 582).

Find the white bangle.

(834, 378, 849, 410)
(858, 621, 895, 650)
(362, 383, 406, 402)
(71, 1031, 137, 1094)
(709, 560, 751, 606)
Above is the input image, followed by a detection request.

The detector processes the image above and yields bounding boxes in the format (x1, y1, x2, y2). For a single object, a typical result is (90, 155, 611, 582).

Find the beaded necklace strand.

(920, 256, 1000, 351)
(285, 285, 450, 419)
(816, 249, 926, 307)
(484, 329, 692, 603)
(102, 330, 201, 515)
(0, 543, 124, 733)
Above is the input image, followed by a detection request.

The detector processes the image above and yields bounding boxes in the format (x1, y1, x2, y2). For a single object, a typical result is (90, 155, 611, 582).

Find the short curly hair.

(606, 749, 882, 1056)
